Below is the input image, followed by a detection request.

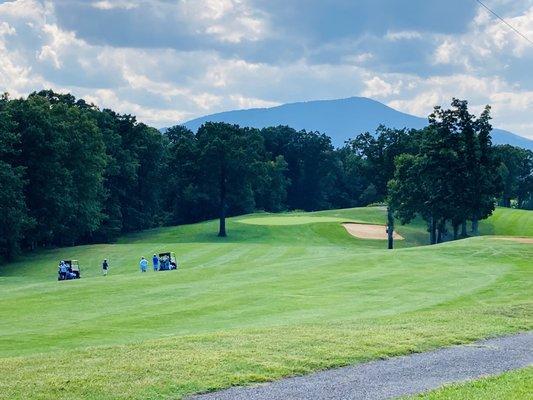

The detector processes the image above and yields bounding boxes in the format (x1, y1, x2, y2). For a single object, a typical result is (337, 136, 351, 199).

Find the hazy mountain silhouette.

(180, 97, 532, 150)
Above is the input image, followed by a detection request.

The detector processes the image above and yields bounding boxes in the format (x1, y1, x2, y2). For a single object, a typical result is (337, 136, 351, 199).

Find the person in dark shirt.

(102, 259, 109, 276)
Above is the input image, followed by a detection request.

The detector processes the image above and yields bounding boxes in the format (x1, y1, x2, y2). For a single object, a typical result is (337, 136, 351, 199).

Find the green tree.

(261, 126, 337, 211)
(469, 105, 500, 234)
(494, 145, 533, 208)
(389, 100, 502, 244)
(197, 122, 264, 237)
(51, 102, 106, 244)
(428, 100, 469, 240)
(253, 155, 289, 212)
(0, 94, 32, 260)
(164, 125, 206, 224)
(94, 111, 168, 240)
(346, 126, 418, 203)
(388, 154, 426, 233)
(8, 94, 73, 247)
(0, 163, 31, 260)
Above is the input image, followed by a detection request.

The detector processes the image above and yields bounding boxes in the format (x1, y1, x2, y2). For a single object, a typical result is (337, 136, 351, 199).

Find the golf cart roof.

(61, 259, 80, 271)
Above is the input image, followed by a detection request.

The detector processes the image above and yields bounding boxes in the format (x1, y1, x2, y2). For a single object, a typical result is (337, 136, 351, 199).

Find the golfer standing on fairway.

(140, 257, 148, 272)
(152, 254, 159, 271)
(102, 259, 109, 276)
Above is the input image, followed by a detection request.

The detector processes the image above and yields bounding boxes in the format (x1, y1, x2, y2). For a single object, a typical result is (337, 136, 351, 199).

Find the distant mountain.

(178, 97, 533, 150)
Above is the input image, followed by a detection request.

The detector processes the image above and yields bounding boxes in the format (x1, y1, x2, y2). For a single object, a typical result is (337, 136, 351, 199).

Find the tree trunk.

(504, 197, 511, 208)
(453, 223, 459, 240)
(430, 216, 437, 245)
(387, 206, 394, 250)
(436, 221, 443, 244)
(471, 218, 479, 236)
(218, 167, 227, 237)
(461, 220, 467, 237)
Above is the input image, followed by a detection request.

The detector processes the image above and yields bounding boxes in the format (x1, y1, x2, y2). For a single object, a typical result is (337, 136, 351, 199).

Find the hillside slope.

(180, 97, 533, 149)
(0, 207, 531, 399)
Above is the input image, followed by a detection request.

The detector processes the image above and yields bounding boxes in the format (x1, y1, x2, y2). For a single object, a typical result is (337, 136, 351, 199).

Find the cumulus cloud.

(362, 76, 401, 98)
(433, 6, 533, 71)
(385, 30, 422, 41)
(0, 0, 531, 140)
(92, 1, 139, 10)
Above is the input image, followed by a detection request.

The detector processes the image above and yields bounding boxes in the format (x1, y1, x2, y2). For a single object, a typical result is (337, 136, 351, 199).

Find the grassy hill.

(0, 207, 531, 399)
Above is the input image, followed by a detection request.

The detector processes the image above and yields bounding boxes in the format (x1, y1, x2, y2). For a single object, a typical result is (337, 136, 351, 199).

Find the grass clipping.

(342, 222, 404, 240)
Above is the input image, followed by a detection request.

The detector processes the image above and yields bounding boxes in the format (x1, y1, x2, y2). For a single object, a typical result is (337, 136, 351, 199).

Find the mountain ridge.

(174, 97, 532, 150)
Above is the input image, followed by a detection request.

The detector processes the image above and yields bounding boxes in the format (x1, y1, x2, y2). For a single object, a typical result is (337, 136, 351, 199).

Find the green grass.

(405, 367, 533, 399)
(479, 207, 533, 236)
(0, 207, 531, 399)
(239, 215, 360, 225)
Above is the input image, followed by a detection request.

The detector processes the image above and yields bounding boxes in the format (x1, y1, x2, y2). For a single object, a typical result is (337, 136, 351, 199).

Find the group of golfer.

(139, 255, 161, 272)
(101, 254, 172, 275)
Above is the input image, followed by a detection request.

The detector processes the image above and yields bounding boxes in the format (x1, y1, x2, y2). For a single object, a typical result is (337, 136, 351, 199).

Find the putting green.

(238, 216, 352, 225)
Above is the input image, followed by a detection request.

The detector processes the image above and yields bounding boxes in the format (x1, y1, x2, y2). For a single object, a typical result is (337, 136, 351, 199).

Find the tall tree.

(346, 126, 418, 203)
(8, 94, 73, 247)
(494, 145, 533, 209)
(165, 125, 203, 224)
(388, 154, 427, 238)
(389, 100, 502, 244)
(469, 105, 500, 234)
(261, 126, 337, 211)
(197, 122, 264, 237)
(0, 94, 32, 260)
(253, 155, 289, 212)
(50, 102, 106, 244)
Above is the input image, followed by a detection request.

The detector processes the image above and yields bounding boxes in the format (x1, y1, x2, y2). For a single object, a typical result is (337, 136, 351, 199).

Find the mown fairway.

(0, 207, 531, 399)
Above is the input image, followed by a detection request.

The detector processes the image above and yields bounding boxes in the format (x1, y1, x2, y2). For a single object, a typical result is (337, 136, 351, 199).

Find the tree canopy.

(0, 91, 531, 261)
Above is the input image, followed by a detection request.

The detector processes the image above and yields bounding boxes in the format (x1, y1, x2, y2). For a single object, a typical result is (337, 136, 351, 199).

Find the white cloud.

(83, 88, 191, 126)
(344, 52, 373, 64)
(0, 0, 531, 141)
(205, 14, 265, 43)
(37, 24, 85, 69)
(92, 1, 139, 10)
(362, 76, 400, 98)
(0, 1, 50, 96)
(385, 74, 533, 139)
(385, 30, 422, 41)
(181, 0, 267, 43)
(0, 22, 16, 36)
(433, 6, 533, 67)
(228, 94, 279, 109)
(0, 0, 51, 21)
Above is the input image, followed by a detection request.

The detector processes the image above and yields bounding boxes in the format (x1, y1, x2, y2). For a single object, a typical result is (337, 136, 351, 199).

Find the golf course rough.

(405, 366, 533, 399)
(0, 207, 531, 400)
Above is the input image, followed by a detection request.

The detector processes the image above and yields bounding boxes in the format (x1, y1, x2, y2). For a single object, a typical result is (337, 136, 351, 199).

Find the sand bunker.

(342, 223, 404, 240)
(494, 237, 533, 244)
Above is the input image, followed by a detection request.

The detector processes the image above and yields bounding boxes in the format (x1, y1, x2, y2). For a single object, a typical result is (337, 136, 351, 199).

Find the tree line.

(390, 100, 500, 244)
(0, 91, 531, 260)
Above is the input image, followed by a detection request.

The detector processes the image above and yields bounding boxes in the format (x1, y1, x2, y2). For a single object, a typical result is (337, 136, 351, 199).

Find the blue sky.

(0, 0, 532, 138)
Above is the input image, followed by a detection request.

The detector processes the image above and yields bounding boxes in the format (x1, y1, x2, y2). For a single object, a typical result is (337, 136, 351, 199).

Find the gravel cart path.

(190, 332, 532, 400)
